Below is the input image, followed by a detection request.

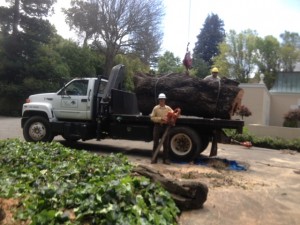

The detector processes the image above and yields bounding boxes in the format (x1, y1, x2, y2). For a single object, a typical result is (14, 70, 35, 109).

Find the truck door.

(53, 79, 90, 120)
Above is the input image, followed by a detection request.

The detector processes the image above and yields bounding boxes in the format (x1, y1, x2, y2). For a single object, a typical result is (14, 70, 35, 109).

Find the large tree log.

(133, 73, 244, 119)
(133, 165, 208, 211)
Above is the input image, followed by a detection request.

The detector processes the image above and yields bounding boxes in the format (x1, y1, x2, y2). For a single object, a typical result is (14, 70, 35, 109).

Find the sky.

(161, 0, 300, 58)
(6, 0, 300, 60)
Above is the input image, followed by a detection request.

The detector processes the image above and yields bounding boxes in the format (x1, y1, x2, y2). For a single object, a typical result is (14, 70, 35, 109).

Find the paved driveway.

(1, 116, 300, 225)
(0, 116, 23, 140)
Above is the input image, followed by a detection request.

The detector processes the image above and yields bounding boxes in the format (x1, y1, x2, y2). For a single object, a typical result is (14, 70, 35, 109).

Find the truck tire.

(168, 126, 201, 162)
(23, 116, 54, 142)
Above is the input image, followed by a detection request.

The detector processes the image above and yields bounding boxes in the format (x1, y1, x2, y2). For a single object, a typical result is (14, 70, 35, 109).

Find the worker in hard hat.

(150, 93, 173, 164)
(204, 67, 220, 81)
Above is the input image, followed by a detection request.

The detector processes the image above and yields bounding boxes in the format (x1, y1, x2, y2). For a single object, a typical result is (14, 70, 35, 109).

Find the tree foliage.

(214, 29, 258, 83)
(193, 13, 225, 76)
(115, 54, 149, 92)
(213, 29, 300, 89)
(255, 35, 281, 89)
(157, 51, 184, 74)
(283, 108, 300, 127)
(0, 0, 57, 84)
(64, 0, 164, 75)
(0, 0, 107, 116)
(279, 31, 300, 72)
(0, 0, 58, 115)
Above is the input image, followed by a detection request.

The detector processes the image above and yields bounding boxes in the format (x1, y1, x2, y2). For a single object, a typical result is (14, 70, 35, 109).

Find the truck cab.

(22, 78, 107, 121)
(21, 64, 125, 142)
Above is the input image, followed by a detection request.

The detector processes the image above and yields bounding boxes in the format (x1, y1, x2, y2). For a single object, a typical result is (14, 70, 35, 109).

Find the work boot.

(163, 159, 171, 165)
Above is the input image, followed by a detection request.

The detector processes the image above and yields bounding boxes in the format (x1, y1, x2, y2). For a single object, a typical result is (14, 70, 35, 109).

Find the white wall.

(235, 83, 270, 125)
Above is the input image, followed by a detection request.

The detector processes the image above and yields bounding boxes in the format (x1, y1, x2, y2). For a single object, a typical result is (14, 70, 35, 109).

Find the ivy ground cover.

(0, 139, 179, 225)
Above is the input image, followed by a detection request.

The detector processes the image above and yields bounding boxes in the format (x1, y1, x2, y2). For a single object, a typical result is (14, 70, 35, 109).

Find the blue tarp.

(174, 158, 247, 171)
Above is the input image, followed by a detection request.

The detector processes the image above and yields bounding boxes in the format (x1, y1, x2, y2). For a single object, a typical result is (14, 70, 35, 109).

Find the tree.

(191, 58, 210, 79)
(115, 54, 149, 91)
(130, 24, 163, 67)
(0, 0, 57, 83)
(279, 31, 300, 72)
(158, 51, 183, 74)
(255, 35, 280, 89)
(54, 39, 100, 77)
(280, 31, 300, 47)
(0, 0, 57, 115)
(64, 0, 164, 75)
(214, 29, 259, 83)
(193, 13, 225, 76)
(212, 42, 230, 77)
(63, 0, 98, 46)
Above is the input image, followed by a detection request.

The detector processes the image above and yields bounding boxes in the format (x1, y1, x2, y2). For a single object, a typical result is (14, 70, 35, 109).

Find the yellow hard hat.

(212, 67, 219, 73)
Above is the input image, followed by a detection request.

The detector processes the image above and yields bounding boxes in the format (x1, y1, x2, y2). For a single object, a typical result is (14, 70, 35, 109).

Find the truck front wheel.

(23, 116, 54, 142)
(168, 127, 201, 162)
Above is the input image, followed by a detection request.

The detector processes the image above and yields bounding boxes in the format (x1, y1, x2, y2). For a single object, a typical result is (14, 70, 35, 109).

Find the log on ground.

(133, 73, 244, 119)
(132, 165, 208, 211)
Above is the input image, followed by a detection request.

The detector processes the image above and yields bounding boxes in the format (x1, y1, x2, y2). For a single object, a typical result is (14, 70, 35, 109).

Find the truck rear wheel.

(168, 127, 201, 162)
(23, 116, 54, 142)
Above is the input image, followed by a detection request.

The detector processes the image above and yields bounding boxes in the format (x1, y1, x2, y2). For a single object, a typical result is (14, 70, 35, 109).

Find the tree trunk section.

(132, 165, 208, 211)
(133, 73, 244, 119)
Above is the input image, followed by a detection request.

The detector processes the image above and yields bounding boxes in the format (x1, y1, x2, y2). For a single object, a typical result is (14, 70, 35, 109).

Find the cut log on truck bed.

(133, 73, 244, 119)
(133, 165, 208, 210)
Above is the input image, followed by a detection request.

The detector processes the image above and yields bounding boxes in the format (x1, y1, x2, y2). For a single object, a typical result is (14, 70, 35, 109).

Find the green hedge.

(227, 128, 300, 152)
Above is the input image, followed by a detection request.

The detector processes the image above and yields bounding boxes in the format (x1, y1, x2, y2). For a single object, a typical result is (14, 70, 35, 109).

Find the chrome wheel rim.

(170, 133, 192, 156)
(29, 122, 46, 141)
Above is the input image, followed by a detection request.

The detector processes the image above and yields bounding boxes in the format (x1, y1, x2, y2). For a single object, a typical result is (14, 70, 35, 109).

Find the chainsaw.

(231, 139, 252, 148)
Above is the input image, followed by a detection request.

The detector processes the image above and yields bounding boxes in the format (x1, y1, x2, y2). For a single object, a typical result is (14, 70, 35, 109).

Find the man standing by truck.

(150, 93, 173, 164)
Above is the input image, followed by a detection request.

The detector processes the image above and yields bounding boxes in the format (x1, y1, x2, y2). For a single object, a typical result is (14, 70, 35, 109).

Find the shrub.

(283, 119, 297, 128)
(283, 109, 300, 127)
(284, 109, 300, 121)
(230, 132, 300, 152)
(235, 105, 252, 119)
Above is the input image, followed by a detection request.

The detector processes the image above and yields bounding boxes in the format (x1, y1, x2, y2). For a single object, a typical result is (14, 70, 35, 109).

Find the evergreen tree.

(0, 0, 57, 84)
(193, 13, 225, 77)
(0, 0, 57, 115)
